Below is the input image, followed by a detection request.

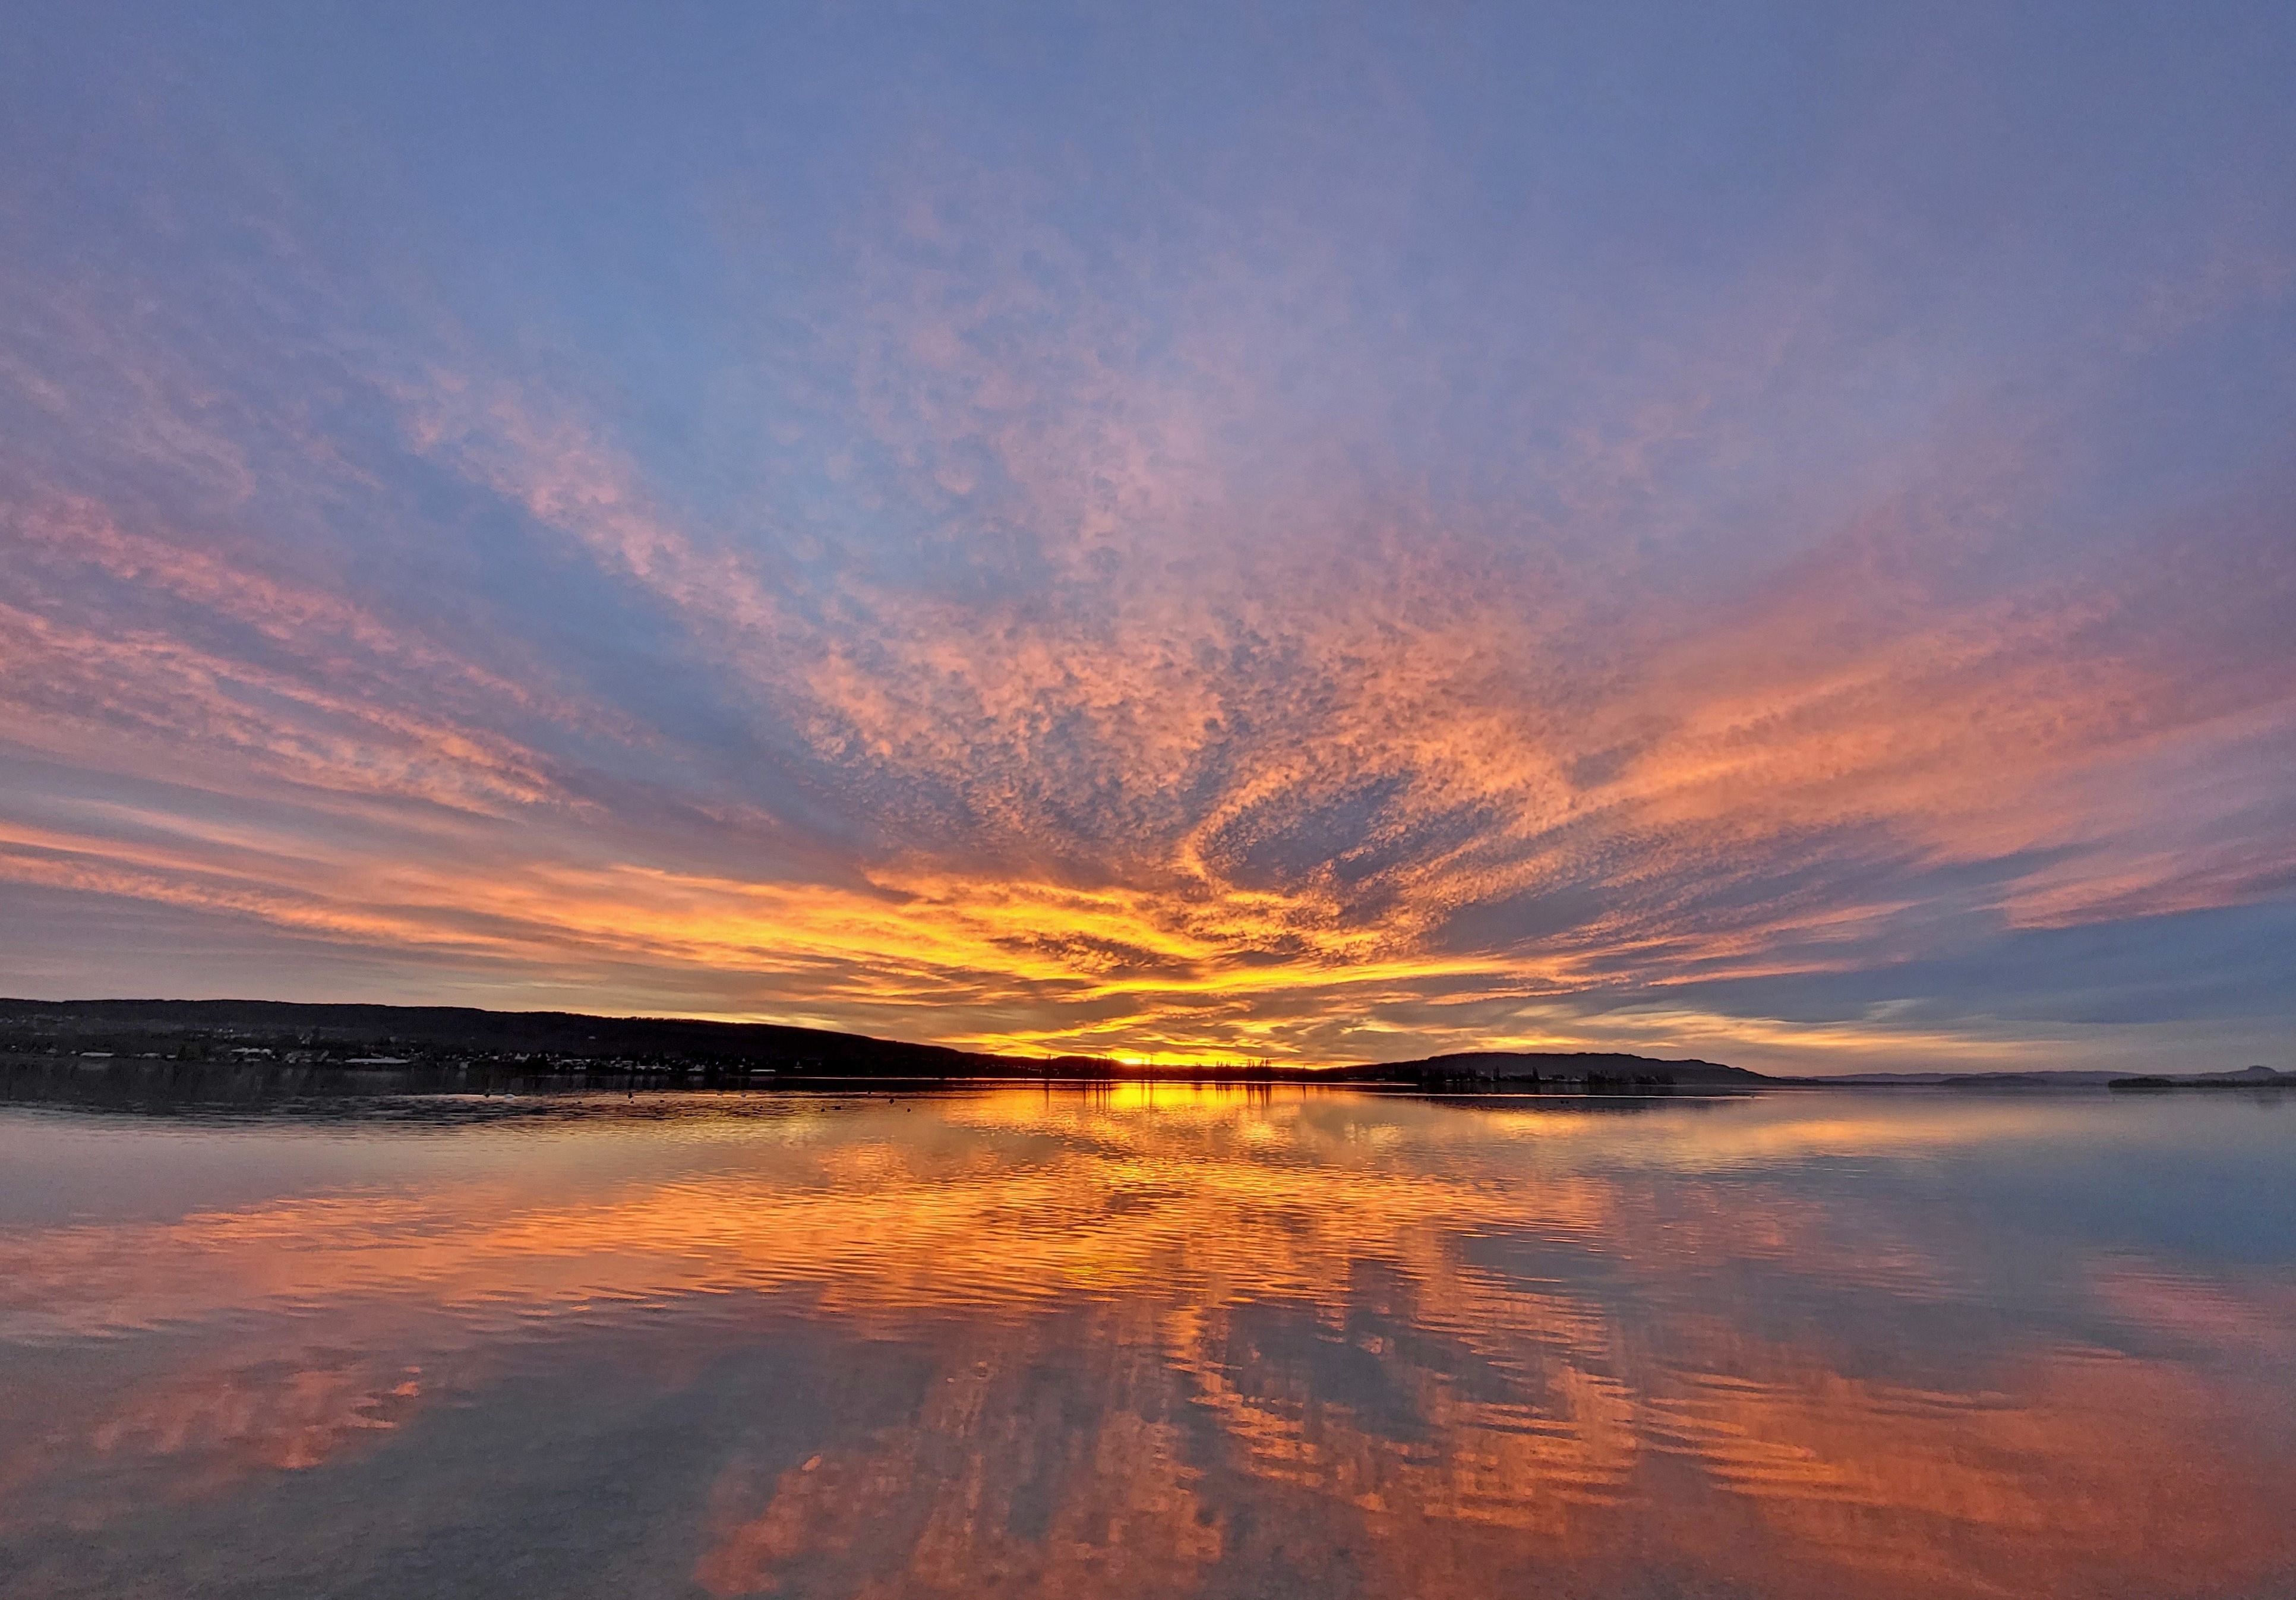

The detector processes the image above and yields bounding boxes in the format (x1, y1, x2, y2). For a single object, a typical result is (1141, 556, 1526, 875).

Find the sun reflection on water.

(0, 1088, 2291, 1598)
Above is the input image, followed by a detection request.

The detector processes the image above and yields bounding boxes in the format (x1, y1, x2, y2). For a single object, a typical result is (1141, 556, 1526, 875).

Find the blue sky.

(3, 1, 2292, 1069)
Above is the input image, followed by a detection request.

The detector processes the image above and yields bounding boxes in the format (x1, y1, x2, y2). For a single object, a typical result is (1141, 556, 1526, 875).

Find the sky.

(2, 1, 2292, 1072)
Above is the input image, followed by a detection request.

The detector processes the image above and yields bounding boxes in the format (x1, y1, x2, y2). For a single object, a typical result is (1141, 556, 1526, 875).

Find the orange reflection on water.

(694, 1332, 1224, 1600)
(0, 1090, 2291, 1599)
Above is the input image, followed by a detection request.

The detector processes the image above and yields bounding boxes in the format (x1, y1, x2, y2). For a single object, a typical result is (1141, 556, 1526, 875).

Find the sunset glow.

(4, 5, 2292, 1068)
(5, 1092, 2291, 1596)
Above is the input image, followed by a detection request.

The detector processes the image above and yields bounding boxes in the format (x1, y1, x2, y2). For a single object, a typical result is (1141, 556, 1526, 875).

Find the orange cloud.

(5, 132, 2294, 1067)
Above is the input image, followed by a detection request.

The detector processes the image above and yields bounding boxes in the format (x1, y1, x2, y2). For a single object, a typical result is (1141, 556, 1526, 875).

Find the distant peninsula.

(0, 999, 2282, 1093)
(2106, 1065, 2295, 1090)
(0, 998, 1761, 1089)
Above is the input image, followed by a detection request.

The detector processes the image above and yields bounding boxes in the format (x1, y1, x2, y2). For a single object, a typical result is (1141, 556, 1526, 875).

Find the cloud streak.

(2, 2, 2293, 1068)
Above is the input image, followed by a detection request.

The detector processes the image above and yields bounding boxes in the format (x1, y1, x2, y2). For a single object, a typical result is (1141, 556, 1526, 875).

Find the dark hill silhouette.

(1334, 1049, 1770, 1087)
(0, 998, 1764, 1086)
(2109, 1065, 2292, 1089)
(0, 997, 1048, 1078)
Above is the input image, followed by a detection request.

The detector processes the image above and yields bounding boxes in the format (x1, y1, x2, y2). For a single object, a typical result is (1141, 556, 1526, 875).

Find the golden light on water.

(4, 1090, 2291, 1597)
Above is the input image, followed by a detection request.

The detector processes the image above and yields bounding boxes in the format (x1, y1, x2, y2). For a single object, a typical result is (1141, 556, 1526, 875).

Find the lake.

(2, 1083, 2292, 1598)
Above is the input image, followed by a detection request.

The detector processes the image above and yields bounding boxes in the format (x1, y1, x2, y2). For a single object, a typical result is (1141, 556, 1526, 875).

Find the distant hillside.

(2108, 1065, 2293, 1090)
(14, 1002, 2269, 1093)
(0, 999, 1763, 1087)
(0, 997, 1084, 1079)
(1344, 1050, 1772, 1087)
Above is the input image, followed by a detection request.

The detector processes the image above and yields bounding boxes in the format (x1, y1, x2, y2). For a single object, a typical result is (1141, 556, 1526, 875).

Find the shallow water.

(1, 1084, 2291, 1599)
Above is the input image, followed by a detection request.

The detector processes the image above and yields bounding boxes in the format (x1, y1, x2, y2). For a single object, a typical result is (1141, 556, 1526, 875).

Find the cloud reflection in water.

(0, 1088, 2291, 1598)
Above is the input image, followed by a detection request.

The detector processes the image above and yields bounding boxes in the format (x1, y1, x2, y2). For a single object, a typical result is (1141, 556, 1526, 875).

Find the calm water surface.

(2, 1085, 2292, 1599)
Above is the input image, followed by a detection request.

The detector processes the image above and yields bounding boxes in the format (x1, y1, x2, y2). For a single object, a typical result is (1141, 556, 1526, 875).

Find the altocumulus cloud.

(2, 1, 2293, 1071)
